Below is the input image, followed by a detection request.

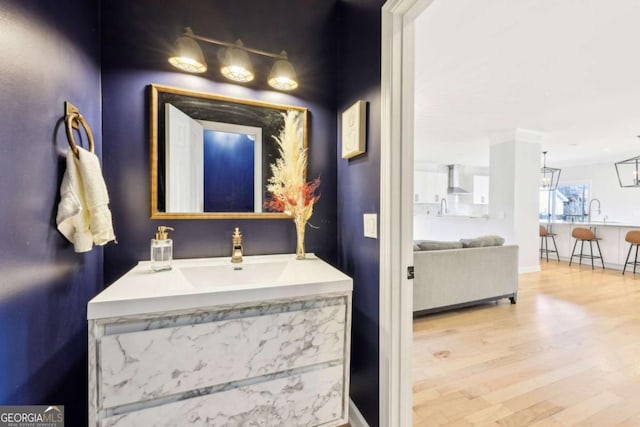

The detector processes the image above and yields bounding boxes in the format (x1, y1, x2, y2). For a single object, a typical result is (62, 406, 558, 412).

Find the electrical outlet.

(364, 213, 378, 239)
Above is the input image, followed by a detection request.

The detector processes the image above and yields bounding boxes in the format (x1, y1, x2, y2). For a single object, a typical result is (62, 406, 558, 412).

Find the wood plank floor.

(412, 261, 640, 426)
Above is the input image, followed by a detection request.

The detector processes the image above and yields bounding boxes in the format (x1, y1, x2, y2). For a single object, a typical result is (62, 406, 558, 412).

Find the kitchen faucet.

(588, 198, 601, 223)
(438, 198, 448, 216)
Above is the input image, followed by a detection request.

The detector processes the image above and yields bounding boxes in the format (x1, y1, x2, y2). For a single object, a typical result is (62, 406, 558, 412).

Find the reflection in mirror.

(150, 84, 308, 219)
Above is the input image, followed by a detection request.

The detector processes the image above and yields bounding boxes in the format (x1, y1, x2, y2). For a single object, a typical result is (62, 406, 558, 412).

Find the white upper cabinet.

(415, 171, 448, 203)
(473, 175, 489, 205)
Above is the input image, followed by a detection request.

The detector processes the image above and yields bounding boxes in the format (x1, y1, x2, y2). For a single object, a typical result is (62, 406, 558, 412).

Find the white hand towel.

(56, 149, 93, 252)
(76, 147, 116, 246)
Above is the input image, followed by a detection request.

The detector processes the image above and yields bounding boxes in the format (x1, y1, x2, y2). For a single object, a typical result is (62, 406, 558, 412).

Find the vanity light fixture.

(540, 151, 561, 191)
(169, 27, 298, 91)
(268, 52, 299, 90)
(614, 136, 640, 187)
(168, 34, 207, 74)
(219, 40, 254, 83)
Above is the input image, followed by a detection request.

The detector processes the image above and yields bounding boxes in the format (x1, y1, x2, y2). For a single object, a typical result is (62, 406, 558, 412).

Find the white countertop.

(88, 253, 352, 320)
(541, 220, 640, 228)
(436, 214, 489, 220)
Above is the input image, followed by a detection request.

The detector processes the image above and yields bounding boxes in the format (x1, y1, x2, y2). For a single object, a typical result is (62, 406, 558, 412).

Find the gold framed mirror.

(149, 84, 308, 219)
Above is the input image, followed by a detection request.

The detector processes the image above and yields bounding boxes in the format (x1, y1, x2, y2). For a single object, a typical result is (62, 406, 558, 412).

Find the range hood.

(447, 164, 471, 195)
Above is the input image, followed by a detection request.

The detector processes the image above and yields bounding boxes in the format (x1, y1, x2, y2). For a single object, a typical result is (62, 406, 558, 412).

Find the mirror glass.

(150, 84, 308, 219)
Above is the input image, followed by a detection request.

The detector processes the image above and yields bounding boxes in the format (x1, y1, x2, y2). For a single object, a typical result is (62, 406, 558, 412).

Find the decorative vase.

(295, 218, 306, 260)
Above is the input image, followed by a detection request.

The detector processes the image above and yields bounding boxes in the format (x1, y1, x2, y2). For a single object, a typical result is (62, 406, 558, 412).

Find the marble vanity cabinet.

(87, 254, 352, 427)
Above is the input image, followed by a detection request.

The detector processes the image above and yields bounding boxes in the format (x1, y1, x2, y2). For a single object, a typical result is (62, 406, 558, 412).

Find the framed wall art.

(341, 100, 366, 159)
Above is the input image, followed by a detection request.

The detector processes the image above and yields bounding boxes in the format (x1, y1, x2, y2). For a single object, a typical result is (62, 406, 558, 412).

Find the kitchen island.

(542, 221, 640, 269)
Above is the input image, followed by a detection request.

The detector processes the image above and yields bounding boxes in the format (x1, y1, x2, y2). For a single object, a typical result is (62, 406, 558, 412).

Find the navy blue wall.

(337, 1, 385, 426)
(0, 0, 102, 425)
(101, 0, 339, 284)
(0, 2, 384, 425)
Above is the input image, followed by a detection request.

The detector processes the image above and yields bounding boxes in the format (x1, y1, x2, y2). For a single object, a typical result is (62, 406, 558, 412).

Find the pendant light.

(614, 136, 640, 187)
(540, 151, 561, 191)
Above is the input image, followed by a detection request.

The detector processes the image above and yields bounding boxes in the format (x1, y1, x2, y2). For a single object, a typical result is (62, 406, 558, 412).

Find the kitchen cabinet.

(414, 171, 447, 203)
(473, 175, 489, 205)
(591, 226, 619, 266)
(546, 223, 571, 258)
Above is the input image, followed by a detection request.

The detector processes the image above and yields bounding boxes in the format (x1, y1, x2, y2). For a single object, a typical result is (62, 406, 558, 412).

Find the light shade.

(540, 151, 561, 191)
(168, 36, 207, 73)
(615, 156, 640, 187)
(268, 53, 298, 91)
(220, 41, 254, 82)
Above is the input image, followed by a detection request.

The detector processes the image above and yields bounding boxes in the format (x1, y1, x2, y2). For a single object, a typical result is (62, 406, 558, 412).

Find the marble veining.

(103, 295, 346, 335)
(99, 303, 346, 409)
(105, 360, 343, 417)
(88, 320, 99, 427)
(101, 364, 344, 427)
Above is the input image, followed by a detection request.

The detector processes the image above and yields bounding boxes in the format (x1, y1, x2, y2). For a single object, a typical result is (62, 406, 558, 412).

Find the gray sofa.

(413, 241, 519, 314)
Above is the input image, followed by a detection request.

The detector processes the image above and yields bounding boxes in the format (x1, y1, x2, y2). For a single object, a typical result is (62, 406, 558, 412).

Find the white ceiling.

(414, 0, 640, 168)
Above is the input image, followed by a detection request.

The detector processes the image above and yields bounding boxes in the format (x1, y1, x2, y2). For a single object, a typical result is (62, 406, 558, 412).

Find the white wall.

(560, 162, 640, 225)
(414, 216, 508, 241)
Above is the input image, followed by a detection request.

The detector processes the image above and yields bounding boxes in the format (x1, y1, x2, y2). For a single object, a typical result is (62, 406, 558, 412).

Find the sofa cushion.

(413, 242, 422, 251)
(417, 240, 464, 251)
(460, 235, 505, 248)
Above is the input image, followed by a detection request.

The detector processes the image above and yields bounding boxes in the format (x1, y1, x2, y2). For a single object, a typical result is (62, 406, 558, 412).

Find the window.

(539, 181, 590, 221)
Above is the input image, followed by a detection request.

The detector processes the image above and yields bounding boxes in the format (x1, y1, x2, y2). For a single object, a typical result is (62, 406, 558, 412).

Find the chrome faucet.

(438, 198, 448, 216)
(588, 198, 601, 223)
(231, 227, 243, 264)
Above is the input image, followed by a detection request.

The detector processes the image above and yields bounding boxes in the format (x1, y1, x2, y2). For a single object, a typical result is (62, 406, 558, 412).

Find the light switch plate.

(364, 213, 378, 239)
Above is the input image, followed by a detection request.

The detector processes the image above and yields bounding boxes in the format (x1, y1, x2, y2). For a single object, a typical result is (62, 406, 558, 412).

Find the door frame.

(380, 1, 433, 425)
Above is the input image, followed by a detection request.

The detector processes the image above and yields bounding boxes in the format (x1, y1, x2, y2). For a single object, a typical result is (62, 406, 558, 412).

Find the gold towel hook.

(65, 111, 95, 157)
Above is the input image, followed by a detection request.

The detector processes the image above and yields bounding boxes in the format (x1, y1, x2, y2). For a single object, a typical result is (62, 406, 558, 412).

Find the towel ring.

(65, 112, 95, 157)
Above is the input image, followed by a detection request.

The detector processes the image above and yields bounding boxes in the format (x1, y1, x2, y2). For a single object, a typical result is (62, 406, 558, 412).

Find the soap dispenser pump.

(151, 226, 174, 272)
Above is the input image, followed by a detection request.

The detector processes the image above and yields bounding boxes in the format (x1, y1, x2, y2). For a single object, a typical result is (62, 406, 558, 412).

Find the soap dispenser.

(151, 226, 174, 271)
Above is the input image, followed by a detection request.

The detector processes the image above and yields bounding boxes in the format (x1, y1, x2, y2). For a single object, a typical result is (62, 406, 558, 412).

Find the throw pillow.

(460, 235, 505, 248)
(418, 240, 464, 251)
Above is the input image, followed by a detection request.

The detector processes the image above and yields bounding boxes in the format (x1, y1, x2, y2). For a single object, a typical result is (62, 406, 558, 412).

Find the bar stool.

(622, 230, 640, 275)
(569, 227, 605, 270)
(539, 225, 559, 262)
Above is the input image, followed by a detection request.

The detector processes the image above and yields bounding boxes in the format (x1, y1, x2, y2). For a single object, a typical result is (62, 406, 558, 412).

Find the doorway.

(380, 0, 432, 426)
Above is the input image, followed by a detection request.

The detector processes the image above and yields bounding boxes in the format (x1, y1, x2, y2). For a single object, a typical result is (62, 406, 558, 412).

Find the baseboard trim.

(349, 399, 370, 427)
(519, 265, 541, 274)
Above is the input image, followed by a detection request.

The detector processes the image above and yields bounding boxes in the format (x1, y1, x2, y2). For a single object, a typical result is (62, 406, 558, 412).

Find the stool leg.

(579, 240, 584, 265)
(589, 240, 595, 270)
(551, 235, 560, 262)
(623, 244, 632, 275)
(634, 244, 639, 275)
(570, 239, 578, 266)
(545, 236, 549, 262)
(595, 239, 605, 269)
